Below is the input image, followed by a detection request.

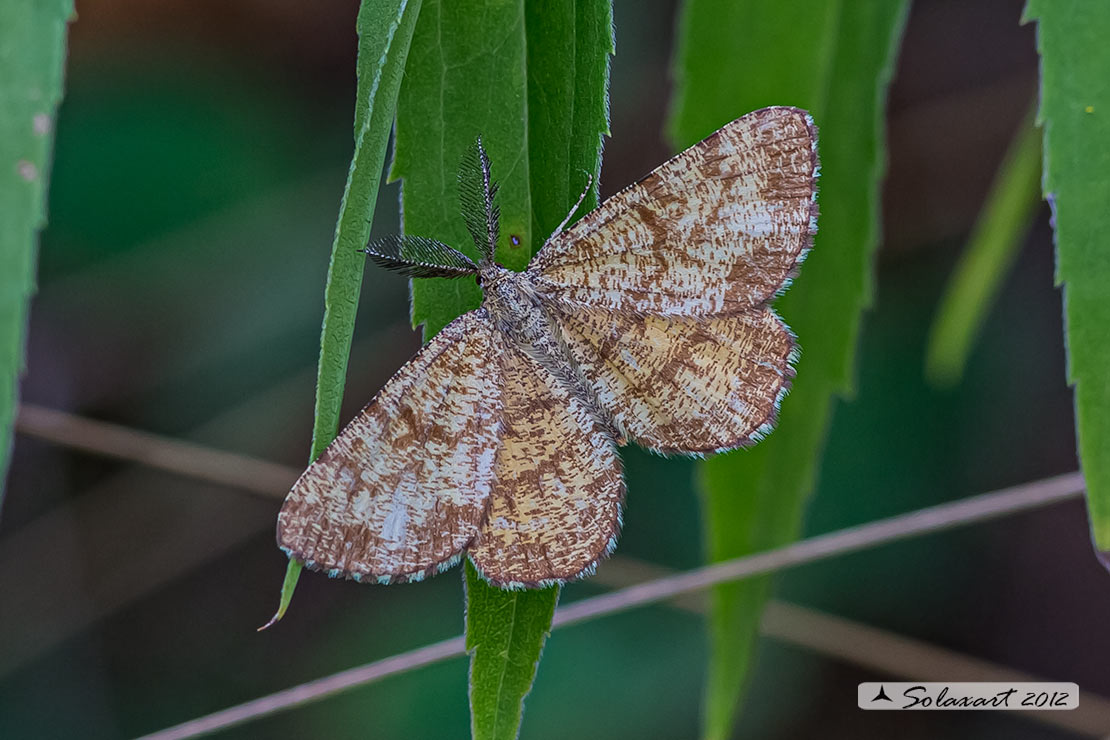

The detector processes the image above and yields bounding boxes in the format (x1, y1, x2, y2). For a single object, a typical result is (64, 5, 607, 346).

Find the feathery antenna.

(362, 235, 479, 279)
(458, 136, 500, 263)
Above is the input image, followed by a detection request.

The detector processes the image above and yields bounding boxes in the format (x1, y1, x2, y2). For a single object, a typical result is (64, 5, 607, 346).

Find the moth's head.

(476, 261, 511, 291)
(359, 138, 509, 285)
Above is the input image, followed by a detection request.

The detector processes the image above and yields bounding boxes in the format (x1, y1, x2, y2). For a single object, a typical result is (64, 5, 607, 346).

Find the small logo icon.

(872, 685, 893, 702)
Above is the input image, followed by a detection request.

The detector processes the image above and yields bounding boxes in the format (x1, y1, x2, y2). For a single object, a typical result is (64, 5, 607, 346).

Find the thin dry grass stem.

(15, 403, 298, 499)
(135, 637, 467, 740)
(596, 558, 1110, 735)
(135, 470, 1085, 740)
(759, 601, 1110, 736)
(551, 471, 1084, 628)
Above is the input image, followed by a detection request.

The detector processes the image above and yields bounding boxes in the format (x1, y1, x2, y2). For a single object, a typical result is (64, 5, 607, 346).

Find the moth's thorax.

(480, 266, 540, 328)
(479, 265, 559, 355)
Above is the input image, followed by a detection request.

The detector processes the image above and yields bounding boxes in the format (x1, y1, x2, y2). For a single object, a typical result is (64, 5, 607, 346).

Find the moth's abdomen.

(482, 268, 619, 439)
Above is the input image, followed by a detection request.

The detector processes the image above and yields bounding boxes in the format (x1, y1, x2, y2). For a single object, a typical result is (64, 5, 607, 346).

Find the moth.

(277, 106, 818, 588)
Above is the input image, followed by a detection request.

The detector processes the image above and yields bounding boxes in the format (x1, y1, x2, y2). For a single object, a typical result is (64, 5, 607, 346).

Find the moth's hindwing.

(550, 306, 797, 455)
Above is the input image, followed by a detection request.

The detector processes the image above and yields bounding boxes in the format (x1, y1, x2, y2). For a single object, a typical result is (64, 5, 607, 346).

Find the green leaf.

(0, 1, 72, 511)
(925, 104, 1041, 388)
(312, 0, 424, 460)
(1023, 2, 1110, 559)
(669, 2, 909, 738)
(393, 2, 612, 737)
(464, 563, 557, 740)
(392, 1, 529, 339)
(524, 0, 612, 252)
(270, 0, 423, 621)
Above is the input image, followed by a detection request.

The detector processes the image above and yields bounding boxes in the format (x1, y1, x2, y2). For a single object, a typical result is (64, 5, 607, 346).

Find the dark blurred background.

(2, 1, 1104, 738)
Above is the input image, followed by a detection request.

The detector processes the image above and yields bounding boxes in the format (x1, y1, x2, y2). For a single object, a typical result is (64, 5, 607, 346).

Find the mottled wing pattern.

(279, 107, 819, 590)
(528, 106, 818, 317)
(277, 310, 503, 584)
(468, 343, 624, 587)
(552, 306, 796, 455)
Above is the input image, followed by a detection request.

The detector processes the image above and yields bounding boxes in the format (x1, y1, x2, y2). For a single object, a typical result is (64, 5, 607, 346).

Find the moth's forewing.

(528, 106, 818, 317)
(468, 343, 623, 587)
(278, 310, 502, 583)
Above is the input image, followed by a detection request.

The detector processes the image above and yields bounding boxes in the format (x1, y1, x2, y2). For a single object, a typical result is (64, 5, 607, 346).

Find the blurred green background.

(1, 1, 1104, 738)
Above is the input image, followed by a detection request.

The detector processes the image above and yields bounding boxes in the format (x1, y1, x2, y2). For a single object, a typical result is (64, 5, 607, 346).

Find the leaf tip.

(259, 558, 304, 631)
(1094, 547, 1110, 574)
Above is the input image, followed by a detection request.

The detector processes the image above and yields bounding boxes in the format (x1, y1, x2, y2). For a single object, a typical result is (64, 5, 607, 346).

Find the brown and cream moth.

(277, 106, 819, 589)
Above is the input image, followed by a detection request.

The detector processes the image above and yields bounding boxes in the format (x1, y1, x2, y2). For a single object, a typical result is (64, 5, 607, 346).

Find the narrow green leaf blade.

(270, 0, 422, 621)
(525, 0, 613, 247)
(393, 3, 611, 738)
(1023, 2, 1110, 559)
(0, 1, 73, 511)
(670, 3, 910, 738)
(312, 0, 424, 460)
(464, 563, 557, 740)
(925, 104, 1041, 388)
(395, 4, 541, 736)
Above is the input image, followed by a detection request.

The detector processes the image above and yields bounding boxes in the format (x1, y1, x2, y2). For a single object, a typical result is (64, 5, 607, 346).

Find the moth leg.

(546, 171, 595, 244)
